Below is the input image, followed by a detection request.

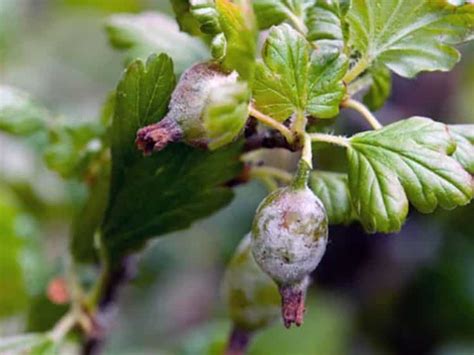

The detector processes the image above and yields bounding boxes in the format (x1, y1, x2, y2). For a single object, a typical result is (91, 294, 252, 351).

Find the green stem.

(292, 110, 307, 137)
(310, 133, 350, 147)
(342, 98, 382, 130)
(343, 56, 370, 84)
(49, 312, 76, 343)
(291, 159, 311, 190)
(285, 10, 308, 36)
(249, 106, 295, 144)
(301, 133, 312, 169)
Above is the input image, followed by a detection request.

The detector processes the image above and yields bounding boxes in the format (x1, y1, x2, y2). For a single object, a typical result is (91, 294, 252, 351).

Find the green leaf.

(191, 0, 222, 34)
(27, 295, 68, 332)
(252, 0, 296, 29)
(43, 120, 105, 179)
(190, 0, 257, 80)
(253, 24, 348, 121)
(363, 64, 392, 111)
(0, 334, 50, 353)
(105, 12, 209, 73)
(347, 1, 474, 78)
(347, 117, 473, 233)
(0, 190, 29, 318)
(309, 171, 355, 225)
(0, 85, 49, 136)
(215, 0, 257, 80)
(170, 0, 206, 36)
(71, 166, 110, 262)
(203, 81, 250, 150)
(102, 54, 243, 259)
(450, 124, 474, 173)
(306, 0, 351, 50)
(30, 339, 58, 355)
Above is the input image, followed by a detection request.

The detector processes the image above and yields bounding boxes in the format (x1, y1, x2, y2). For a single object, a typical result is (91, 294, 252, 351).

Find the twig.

(309, 133, 350, 147)
(249, 106, 295, 144)
(342, 98, 383, 130)
(343, 55, 370, 84)
(49, 312, 76, 344)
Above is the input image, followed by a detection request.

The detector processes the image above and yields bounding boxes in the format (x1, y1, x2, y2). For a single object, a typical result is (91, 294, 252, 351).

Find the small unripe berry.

(222, 233, 280, 354)
(251, 161, 328, 327)
(136, 62, 243, 154)
(223, 233, 280, 331)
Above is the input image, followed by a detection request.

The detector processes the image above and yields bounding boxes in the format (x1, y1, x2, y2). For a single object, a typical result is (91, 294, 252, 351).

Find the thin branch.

(291, 110, 307, 137)
(249, 106, 295, 144)
(49, 312, 76, 344)
(301, 133, 313, 169)
(309, 133, 350, 147)
(342, 98, 383, 130)
(343, 56, 370, 84)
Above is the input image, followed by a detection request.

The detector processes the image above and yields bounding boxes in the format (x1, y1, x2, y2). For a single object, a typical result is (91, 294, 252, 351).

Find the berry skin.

(136, 62, 240, 154)
(222, 233, 280, 354)
(223, 233, 280, 332)
(251, 165, 328, 328)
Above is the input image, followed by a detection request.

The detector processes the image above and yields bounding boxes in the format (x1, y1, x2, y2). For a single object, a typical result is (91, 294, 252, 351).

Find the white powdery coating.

(252, 187, 328, 285)
(167, 62, 238, 142)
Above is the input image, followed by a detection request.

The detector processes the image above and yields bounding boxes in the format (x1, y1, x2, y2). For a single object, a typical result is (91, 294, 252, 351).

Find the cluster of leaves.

(0, 0, 474, 352)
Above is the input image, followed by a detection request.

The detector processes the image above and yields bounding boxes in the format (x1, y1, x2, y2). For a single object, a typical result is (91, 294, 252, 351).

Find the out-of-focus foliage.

(0, 1, 473, 354)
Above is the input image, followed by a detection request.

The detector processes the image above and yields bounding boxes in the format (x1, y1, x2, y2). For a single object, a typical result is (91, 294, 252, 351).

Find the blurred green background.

(0, 1, 473, 354)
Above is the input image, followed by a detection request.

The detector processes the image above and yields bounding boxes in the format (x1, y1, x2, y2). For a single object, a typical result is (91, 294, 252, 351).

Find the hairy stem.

(343, 56, 370, 84)
(301, 133, 313, 169)
(309, 133, 350, 147)
(342, 98, 382, 130)
(292, 110, 307, 138)
(249, 106, 295, 144)
(49, 312, 76, 343)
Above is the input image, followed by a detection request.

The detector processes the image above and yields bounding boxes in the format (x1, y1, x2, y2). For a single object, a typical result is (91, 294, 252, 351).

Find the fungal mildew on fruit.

(251, 161, 328, 328)
(136, 61, 239, 154)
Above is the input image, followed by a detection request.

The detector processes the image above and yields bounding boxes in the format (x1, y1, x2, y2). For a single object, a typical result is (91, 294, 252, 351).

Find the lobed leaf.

(43, 120, 105, 179)
(347, 1, 474, 78)
(170, 0, 206, 36)
(252, 0, 308, 30)
(347, 117, 473, 233)
(0, 85, 49, 136)
(363, 64, 392, 111)
(450, 124, 474, 173)
(309, 171, 356, 225)
(0, 334, 50, 353)
(253, 24, 347, 121)
(102, 54, 243, 259)
(306, 0, 351, 50)
(215, 0, 257, 80)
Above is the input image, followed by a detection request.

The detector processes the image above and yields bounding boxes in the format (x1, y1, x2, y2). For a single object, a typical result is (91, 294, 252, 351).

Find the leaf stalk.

(342, 98, 383, 130)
